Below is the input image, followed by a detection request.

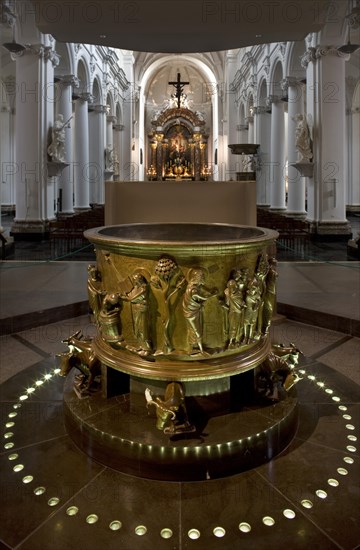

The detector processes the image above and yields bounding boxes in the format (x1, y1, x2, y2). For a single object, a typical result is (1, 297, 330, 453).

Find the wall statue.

(293, 113, 313, 162)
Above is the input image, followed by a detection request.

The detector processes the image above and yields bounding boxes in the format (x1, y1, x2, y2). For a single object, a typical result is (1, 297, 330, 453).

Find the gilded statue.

(224, 279, 246, 349)
(254, 254, 269, 333)
(256, 343, 303, 401)
(145, 382, 195, 435)
(182, 268, 218, 354)
(57, 330, 101, 397)
(150, 256, 186, 354)
(87, 264, 105, 323)
(243, 278, 262, 344)
(98, 292, 124, 343)
(121, 273, 152, 355)
(262, 257, 278, 335)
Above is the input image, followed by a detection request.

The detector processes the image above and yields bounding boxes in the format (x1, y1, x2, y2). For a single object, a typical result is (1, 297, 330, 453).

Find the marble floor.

(0, 248, 359, 548)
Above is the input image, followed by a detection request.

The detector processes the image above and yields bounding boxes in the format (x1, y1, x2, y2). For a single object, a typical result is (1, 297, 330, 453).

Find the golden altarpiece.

(147, 108, 211, 181)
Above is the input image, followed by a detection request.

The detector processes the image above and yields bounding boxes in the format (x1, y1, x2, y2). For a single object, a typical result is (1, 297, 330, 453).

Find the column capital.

(92, 104, 108, 114)
(301, 47, 316, 68)
(107, 115, 117, 124)
(77, 92, 93, 103)
(281, 76, 301, 91)
(253, 106, 267, 115)
(26, 44, 59, 66)
(57, 74, 79, 88)
(315, 45, 350, 61)
(44, 48, 60, 67)
(237, 124, 248, 131)
(113, 124, 125, 131)
(267, 95, 282, 105)
(245, 115, 254, 124)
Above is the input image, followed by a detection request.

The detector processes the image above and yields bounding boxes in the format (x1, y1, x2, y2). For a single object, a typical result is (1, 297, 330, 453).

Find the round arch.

(76, 58, 90, 94)
(138, 55, 219, 181)
(91, 77, 103, 106)
(284, 40, 306, 80)
(54, 42, 74, 77)
(269, 59, 284, 97)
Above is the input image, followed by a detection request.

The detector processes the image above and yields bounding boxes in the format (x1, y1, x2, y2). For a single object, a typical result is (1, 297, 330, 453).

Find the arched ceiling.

(145, 60, 212, 114)
(31, 0, 330, 53)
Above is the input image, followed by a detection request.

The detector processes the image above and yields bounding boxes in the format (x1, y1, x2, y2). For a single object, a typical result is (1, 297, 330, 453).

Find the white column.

(12, 44, 58, 236)
(56, 75, 77, 213)
(89, 104, 107, 204)
(283, 77, 306, 215)
(269, 95, 286, 210)
(304, 46, 351, 236)
(246, 115, 254, 143)
(254, 106, 271, 206)
(73, 93, 91, 209)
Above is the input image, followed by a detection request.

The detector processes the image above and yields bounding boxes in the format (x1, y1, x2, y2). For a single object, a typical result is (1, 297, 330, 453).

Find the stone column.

(302, 46, 351, 236)
(269, 95, 286, 210)
(246, 115, 254, 143)
(253, 106, 271, 206)
(12, 44, 59, 237)
(89, 104, 107, 204)
(282, 77, 306, 216)
(56, 75, 78, 213)
(73, 93, 92, 210)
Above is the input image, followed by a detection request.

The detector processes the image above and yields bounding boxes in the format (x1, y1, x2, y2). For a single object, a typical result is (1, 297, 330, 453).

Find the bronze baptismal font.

(60, 223, 301, 480)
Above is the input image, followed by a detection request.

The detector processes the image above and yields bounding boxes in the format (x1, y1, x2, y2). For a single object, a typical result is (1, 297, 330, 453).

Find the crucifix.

(169, 72, 189, 108)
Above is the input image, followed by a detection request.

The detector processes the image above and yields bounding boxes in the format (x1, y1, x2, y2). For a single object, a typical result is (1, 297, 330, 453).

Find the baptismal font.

(59, 223, 301, 480)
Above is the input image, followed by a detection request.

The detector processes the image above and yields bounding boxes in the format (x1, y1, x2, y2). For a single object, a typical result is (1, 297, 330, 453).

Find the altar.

(105, 180, 257, 226)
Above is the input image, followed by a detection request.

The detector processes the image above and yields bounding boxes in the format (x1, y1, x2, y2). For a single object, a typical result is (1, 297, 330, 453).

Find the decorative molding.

(79, 92, 93, 103)
(347, 7, 360, 29)
(107, 115, 117, 124)
(58, 74, 79, 88)
(267, 94, 282, 105)
(90, 54, 96, 75)
(44, 47, 60, 67)
(113, 124, 125, 131)
(281, 76, 299, 91)
(237, 124, 248, 131)
(231, 69, 242, 91)
(3, 75, 16, 95)
(263, 56, 270, 76)
(116, 68, 130, 91)
(253, 106, 267, 115)
(74, 43, 81, 55)
(245, 115, 254, 124)
(92, 104, 108, 114)
(315, 46, 350, 60)
(305, 33, 313, 49)
(0, 2, 16, 26)
(301, 47, 316, 68)
(279, 42, 287, 58)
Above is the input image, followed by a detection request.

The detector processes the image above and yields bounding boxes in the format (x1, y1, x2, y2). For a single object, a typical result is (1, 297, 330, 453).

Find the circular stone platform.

(63, 371, 298, 481)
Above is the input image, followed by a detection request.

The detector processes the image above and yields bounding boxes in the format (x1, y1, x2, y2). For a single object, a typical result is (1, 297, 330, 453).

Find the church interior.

(0, 0, 359, 548)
